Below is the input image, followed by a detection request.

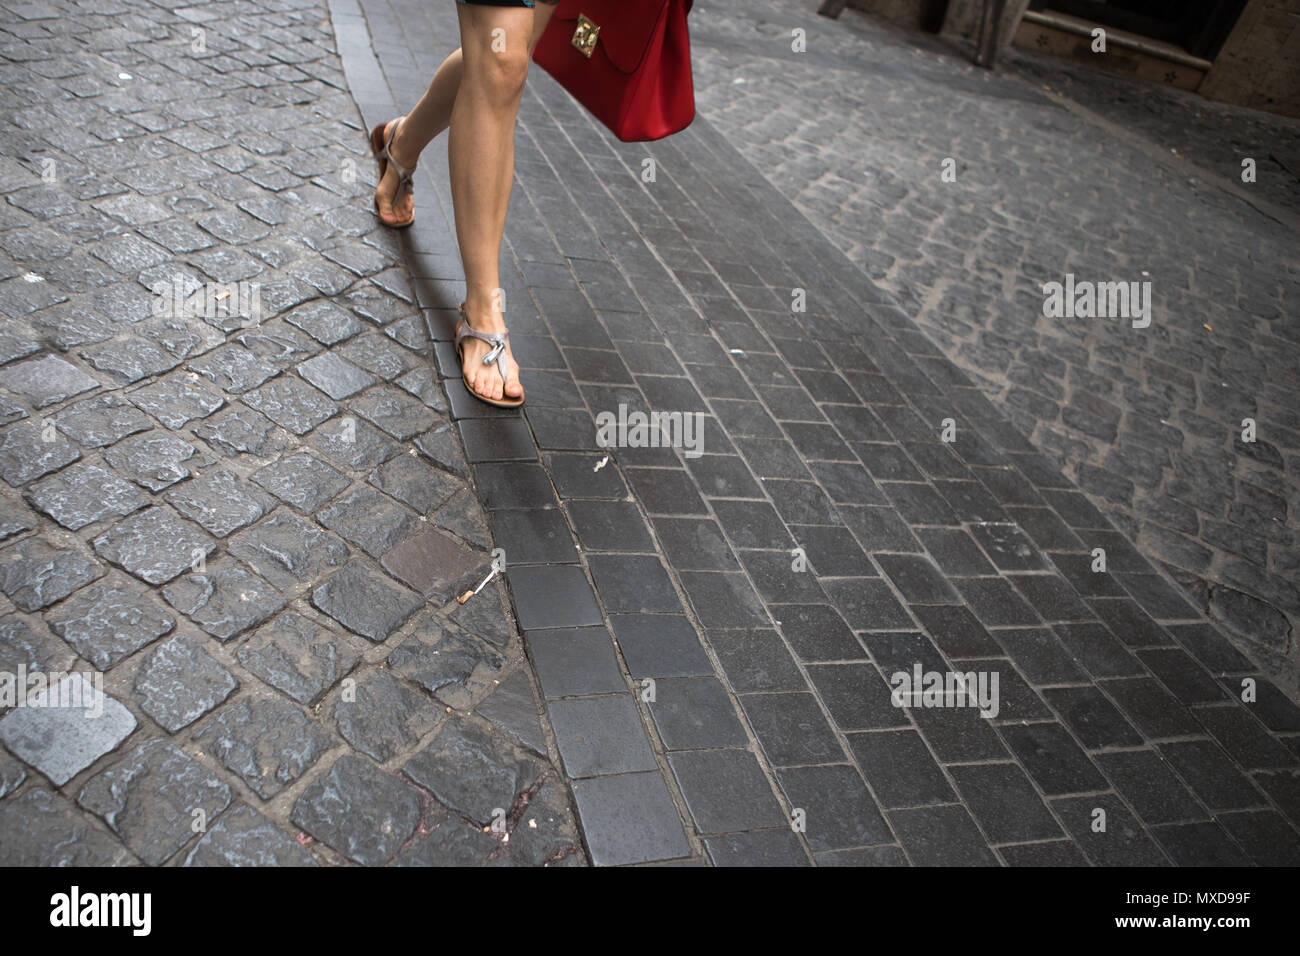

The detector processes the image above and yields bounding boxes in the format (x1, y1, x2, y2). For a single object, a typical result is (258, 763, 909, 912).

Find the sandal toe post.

(454, 305, 525, 409)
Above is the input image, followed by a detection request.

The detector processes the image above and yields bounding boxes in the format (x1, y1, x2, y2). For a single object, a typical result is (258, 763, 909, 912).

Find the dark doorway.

(1028, 0, 1247, 60)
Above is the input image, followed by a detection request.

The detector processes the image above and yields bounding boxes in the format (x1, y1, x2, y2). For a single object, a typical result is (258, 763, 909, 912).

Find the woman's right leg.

(447, 3, 534, 402)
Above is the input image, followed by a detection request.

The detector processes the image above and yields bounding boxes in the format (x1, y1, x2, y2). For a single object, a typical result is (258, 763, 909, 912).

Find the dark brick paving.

(0, 0, 1297, 867)
(690, 0, 1300, 691)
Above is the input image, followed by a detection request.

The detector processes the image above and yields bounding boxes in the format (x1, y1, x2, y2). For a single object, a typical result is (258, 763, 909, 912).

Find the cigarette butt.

(457, 589, 474, 604)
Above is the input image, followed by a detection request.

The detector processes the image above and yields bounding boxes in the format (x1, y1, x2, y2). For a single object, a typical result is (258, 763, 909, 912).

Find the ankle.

(461, 300, 507, 332)
(390, 118, 420, 169)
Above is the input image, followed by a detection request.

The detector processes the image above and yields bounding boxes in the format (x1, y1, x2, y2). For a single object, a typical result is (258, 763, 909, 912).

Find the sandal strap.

(456, 308, 511, 377)
(380, 118, 415, 198)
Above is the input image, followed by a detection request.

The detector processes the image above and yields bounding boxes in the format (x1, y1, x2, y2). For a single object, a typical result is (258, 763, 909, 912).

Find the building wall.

(844, 0, 929, 31)
(1201, 0, 1300, 117)
(941, 0, 1031, 46)
(843, 0, 1299, 117)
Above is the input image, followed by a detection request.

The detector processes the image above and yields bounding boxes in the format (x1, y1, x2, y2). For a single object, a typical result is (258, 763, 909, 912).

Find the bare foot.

(374, 118, 416, 228)
(459, 304, 524, 404)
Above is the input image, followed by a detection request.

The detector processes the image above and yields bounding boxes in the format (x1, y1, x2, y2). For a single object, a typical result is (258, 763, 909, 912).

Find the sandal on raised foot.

(370, 117, 415, 229)
(455, 304, 525, 408)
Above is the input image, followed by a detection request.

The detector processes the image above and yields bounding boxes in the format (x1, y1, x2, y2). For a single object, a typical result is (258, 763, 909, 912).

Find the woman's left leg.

(374, 1, 557, 227)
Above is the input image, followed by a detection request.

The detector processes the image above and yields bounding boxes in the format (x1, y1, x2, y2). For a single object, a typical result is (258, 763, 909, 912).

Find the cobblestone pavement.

(690, 0, 1300, 692)
(1, 0, 1298, 867)
(0, 0, 581, 867)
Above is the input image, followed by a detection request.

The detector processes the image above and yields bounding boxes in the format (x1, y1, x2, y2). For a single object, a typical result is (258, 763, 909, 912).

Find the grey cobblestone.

(691, 0, 1300, 687)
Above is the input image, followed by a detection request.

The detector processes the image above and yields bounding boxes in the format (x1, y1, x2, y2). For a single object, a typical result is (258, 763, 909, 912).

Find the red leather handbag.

(531, 0, 696, 142)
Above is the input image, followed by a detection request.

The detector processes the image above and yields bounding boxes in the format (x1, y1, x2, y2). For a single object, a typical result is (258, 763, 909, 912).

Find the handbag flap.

(551, 0, 685, 76)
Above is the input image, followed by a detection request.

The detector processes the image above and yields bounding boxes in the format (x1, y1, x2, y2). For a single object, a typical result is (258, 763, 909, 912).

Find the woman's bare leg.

(373, 49, 462, 226)
(448, 2, 553, 401)
(375, 4, 556, 229)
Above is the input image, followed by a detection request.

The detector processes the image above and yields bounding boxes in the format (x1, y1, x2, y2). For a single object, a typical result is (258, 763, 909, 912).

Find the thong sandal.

(369, 117, 415, 229)
(455, 303, 525, 408)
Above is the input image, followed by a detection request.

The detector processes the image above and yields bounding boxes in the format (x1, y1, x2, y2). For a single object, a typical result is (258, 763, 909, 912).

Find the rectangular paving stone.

(647, 677, 748, 750)
(546, 694, 657, 778)
(1216, 810, 1300, 866)
(526, 627, 626, 699)
(847, 724, 957, 811)
(1157, 739, 1268, 811)
(822, 578, 913, 630)
(488, 508, 575, 565)
(0, 673, 137, 786)
(949, 762, 1062, 844)
(507, 564, 602, 630)
(1192, 703, 1298, 769)
(1042, 686, 1144, 750)
(570, 771, 691, 866)
(953, 577, 1041, 627)
(887, 804, 998, 866)
(1100, 676, 1203, 739)
(678, 571, 769, 628)
(667, 748, 788, 834)
(1048, 794, 1170, 866)
(459, 417, 535, 462)
(704, 829, 810, 866)
(772, 604, 862, 662)
(586, 553, 682, 614)
(1095, 749, 1208, 826)
(997, 721, 1107, 796)
(608, 614, 714, 678)
(565, 499, 654, 553)
(544, 452, 627, 501)
(473, 461, 558, 510)
(740, 692, 843, 767)
(776, 763, 893, 852)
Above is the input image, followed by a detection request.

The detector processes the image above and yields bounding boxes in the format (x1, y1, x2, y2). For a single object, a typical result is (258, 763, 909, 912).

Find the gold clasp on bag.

(572, 13, 599, 58)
